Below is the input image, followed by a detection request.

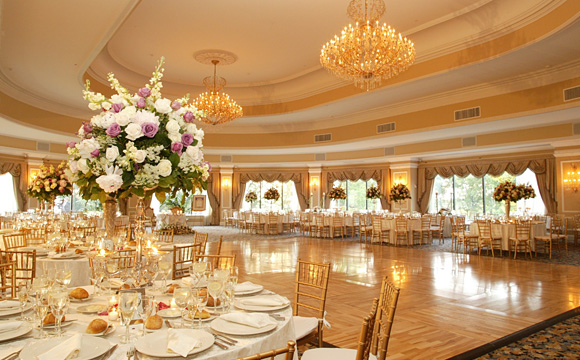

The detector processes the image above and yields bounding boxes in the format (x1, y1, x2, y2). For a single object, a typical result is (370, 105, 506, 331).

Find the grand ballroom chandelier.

(320, 0, 416, 91)
(193, 52, 243, 126)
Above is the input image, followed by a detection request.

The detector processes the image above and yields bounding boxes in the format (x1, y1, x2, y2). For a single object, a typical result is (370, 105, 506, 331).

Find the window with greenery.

(151, 190, 210, 215)
(0, 173, 18, 214)
(429, 169, 545, 216)
(54, 184, 102, 213)
(242, 181, 299, 211)
(330, 179, 381, 211)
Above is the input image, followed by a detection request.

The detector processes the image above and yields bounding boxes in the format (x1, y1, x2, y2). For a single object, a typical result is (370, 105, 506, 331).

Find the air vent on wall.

(384, 147, 395, 156)
(564, 86, 580, 102)
(314, 133, 332, 143)
(462, 137, 477, 147)
(315, 153, 326, 161)
(574, 123, 580, 135)
(220, 155, 232, 162)
(377, 122, 396, 133)
(454, 106, 481, 121)
(36, 142, 50, 152)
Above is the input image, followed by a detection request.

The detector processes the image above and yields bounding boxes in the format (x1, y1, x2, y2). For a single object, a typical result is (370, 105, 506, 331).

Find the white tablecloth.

(36, 256, 91, 287)
(469, 222, 546, 250)
(157, 214, 187, 227)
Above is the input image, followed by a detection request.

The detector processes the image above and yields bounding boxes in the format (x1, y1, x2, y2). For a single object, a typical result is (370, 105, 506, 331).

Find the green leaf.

(155, 192, 167, 203)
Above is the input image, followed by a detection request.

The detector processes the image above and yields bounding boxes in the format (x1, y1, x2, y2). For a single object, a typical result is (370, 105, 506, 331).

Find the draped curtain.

(0, 162, 25, 211)
(206, 172, 221, 225)
(232, 171, 309, 211)
(416, 157, 557, 214)
(324, 168, 389, 209)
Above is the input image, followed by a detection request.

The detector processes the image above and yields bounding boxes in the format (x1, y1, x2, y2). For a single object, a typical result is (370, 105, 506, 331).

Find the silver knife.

(102, 344, 118, 360)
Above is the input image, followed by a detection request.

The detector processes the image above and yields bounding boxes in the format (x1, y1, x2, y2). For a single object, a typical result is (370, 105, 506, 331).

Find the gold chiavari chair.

(1, 250, 36, 283)
(234, 341, 296, 360)
(3, 233, 26, 250)
(476, 220, 502, 257)
(370, 217, 384, 243)
(299, 212, 310, 236)
(572, 215, 580, 248)
(0, 261, 16, 299)
(173, 243, 203, 280)
(394, 218, 408, 246)
(301, 298, 379, 360)
(457, 223, 479, 254)
(534, 217, 560, 259)
(509, 221, 532, 260)
(114, 225, 131, 241)
(195, 254, 236, 270)
(412, 216, 431, 245)
(155, 229, 174, 243)
(77, 226, 97, 238)
(193, 232, 209, 254)
(214, 236, 223, 256)
(345, 214, 359, 237)
(282, 213, 294, 233)
(24, 227, 46, 246)
(314, 215, 330, 238)
(371, 276, 401, 360)
(430, 215, 446, 244)
(359, 214, 373, 243)
(293, 260, 331, 348)
(111, 249, 136, 270)
(267, 214, 279, 235)
(556, 218, 569, 255)
(331, 216, 345, 239)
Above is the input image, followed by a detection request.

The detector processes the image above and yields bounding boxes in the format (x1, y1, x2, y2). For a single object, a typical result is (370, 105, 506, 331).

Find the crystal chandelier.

(564, 163, 579, 192)
(193, 59, 243, 125)
(320, 0, 416, 91)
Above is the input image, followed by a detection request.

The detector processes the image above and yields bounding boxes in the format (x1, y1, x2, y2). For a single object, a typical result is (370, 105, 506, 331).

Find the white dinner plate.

(135, 329, 214, 357)
(0, 322, 33, 342)
(69, 294, 93, 303)
(41, 319, 76, 329)
(0, 303, 32, 317)
(184, 311, 216, 323)
(234, 297, 290, 312)
(235, 285, 264, 296)
(76, 304, 107, 314)
(210, 317, 277, 336)
(47, 254, 83, 260)
(20, 335, 110, 360)
(157, 308, 182, 318)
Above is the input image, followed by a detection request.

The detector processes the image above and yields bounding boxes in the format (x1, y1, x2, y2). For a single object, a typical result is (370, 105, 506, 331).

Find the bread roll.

(167, 284, 181, 294)
(145, 314, 163, 330)
(69, 288, 89, 300)
(86, 319, 108, 334)
(75, 248, 84, 254)
(192, 309, 210, 319)
(43, 313, 65, 325)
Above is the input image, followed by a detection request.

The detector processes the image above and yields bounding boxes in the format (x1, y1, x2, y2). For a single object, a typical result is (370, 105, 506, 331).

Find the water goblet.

(34, 288, 50, 339)
(48, 286, 69, 337)
(158, 260, 172, 291)
(16, 281, 31, 320)
(138, 295, 154, 336)
(192, 289, 208, 329)
(55, 269, 72, 286)
(230, 266, 239, 285)
(207, 275, 225, 313)
(119, 291, 140, 344)
(173, 289, 190, 328)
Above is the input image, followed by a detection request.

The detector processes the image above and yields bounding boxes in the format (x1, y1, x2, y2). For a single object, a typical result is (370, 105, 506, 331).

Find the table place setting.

(210, 312, 278, 336)
(135, 329, 214, 358)
(234, 281, 264, 296)
(234, 294, 290, 312)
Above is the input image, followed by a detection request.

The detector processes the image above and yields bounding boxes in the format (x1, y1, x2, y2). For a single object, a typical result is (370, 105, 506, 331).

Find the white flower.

(90, 114, 103, 127)
(106, 146, 120, 162)
(185, 146, 203, 165)
(132, 110, 159, 126)
(154, 98, 172, 114)
(166, 120, 180, 134)
(115, 112, 131, 127)
(168, 133, 182, 143)
(111, 94, 129, 106)
(77, 159, 90, 174)
(68, 160, 78, 173)
(134, 150, 147, 163)
(95, 166, 124, 193)
(125, 123, 144, 141)
(76, 138, 99, 159)
(157, 159, 172, 177)
(101, 101, 112, 111)
(101, 112, 116, 128)
(88, 103, 100, 111)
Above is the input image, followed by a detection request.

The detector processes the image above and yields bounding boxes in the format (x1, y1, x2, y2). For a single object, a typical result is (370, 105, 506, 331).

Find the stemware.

(158, 260, 172, 291)
(48, 286, 69, 337)
(191, 289, 208, 329)
(207, 275, 225, 313)
(172, 289, 190, 328)
(34, 288, 50, 339)
(55, 269, 72, 286)
(138, 295, 154, 336)
(16, 281, 31, 320)
(119, 291, 140, 344)
(188, 261, 209, 288)
(230, 266, 239, 285)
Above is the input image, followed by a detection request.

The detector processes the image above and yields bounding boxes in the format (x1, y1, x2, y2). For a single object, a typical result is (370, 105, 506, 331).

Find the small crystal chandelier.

(320, 0, 416, 91)
(193, 59, 243, 125)
(564, 163, 579, 192)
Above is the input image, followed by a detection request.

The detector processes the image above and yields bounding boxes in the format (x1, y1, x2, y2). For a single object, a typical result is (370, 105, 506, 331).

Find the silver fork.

(126, 346, 135, 360)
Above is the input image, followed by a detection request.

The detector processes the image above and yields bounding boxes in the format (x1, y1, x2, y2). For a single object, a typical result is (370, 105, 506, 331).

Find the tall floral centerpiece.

(328, 186, 347, 210)
(493, 181, 536, 218)
(245, 191, 258, 210)
(263, 188, 280, 210)
(389, 183, 411, 212)
(67, 57, 210, 239)
(366, 185, 382, 210)
(27, 161, 72, 210)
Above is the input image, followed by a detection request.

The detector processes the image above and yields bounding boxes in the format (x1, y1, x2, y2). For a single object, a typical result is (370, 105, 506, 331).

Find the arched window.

(242, 180, 299, 211)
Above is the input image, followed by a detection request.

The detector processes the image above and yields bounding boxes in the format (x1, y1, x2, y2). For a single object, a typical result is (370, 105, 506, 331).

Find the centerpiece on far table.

(492, 181, 536, 218)
(328, 186, 347, 210)
(389, 183, 411, 212)
(27, 161, 72, 211)
(263, 188, 280, 210)
(245, 191, 258, 210)
(366, 185, 382, 210)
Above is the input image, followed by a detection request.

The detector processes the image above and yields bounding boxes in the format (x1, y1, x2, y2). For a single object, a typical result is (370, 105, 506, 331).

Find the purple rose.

(171, 101, 181, 110)
(106, 123, 121, 137)
(181, 133, 194, 147)
(82, 122, 93, 133)
(66, 141, 76, 149)
(136, 97, 146, 108)
(183, 111, 194, 123)
(112, 103, 124, 113)
(171, 142, 183, 155)
(141, 122, 159, 138)
(134, 163, 141, 171)
(138, 87, 151, 97)
(90, 149, 100, 157)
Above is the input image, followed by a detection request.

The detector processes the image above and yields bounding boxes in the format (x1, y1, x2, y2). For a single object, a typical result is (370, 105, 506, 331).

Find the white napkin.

(37, 333, 82, 360)
(0, 321, 22, 333)
(220, 312, 276, 328)
(235, 281, 262, 293)
(108, 278, 124, 287)
(0, 300, 21, 309)
(239, 295, 289, 307)
(49, 251, 75, 258)
(167, 329, 201, 357)
(0, 346, 21, 359)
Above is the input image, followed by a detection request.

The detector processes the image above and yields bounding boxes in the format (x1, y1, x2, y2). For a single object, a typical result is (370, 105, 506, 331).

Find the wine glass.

(34, 288, 50, 339)
(16, 281, 31, 320)
(191, 289, 208, 329)
(48, 286, 69, 337)
(188, 261, 209, 288)
(55, 269, 72, 286)
(223, 280, 235, 313)
(119, 291, 140, 344)
(138, 295, 154, 336)
(207, 275, 225, 313)
(158, 260, 172, 291)
(173, 289, 190, 328)
(230, 266, 239, 285)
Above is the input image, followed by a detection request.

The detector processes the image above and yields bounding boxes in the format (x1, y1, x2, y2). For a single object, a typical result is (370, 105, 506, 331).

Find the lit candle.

(170, 298, 177, 309)
(109, 295, 117, 307)
(108, 308, 118, 321)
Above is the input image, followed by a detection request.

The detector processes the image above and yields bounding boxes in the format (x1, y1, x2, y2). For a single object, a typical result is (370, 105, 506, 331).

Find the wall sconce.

(310, 177, 319, 191)
(564, 163, 579, 192)
(221, 178, 231, 188)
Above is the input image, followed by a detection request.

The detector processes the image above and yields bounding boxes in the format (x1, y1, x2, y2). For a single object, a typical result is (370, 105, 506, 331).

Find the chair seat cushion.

(301, 348, 377, 360)
(293, 316, 319, 340)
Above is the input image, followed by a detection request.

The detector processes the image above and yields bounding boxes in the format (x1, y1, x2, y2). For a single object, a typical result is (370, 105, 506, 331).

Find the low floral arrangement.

(159, 223, 194, 235)
(27, 161, 73, 202)
(263, 188, 280, 201)
(437, 208, 449, 215)
(328, 186, 347, 200)
(389, 183, 411, 202)
(245, 191, 258, 203)
(493, 181, 536, 202)
(366, 186, 382, 199)
(67, 57, 210, 203)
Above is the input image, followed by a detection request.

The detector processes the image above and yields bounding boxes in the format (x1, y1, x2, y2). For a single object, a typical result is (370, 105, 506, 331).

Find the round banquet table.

(0, 282, 297, 360)
(468, 221, 546, 251)
(36, 256, 91, 287)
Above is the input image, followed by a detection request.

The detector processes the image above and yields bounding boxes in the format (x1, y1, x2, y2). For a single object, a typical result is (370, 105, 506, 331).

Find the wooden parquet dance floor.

(214, 235, 580, 359)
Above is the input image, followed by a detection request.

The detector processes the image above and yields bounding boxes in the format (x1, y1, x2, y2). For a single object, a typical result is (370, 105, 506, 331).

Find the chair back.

(395, 218, 407, 231)
(515, 221, 531, 240)
(155, 229, 175, 243)
(372, 276, 401, 360)
(372, 217, 382, 233)
(196, 254, 236, 270)
(234, 341, 296, 360)
(3, 233, 26, 250)
(477, 221, 492, 238)
(173, 243, 203, 279)
(355, 298, 379, 360)
(1, 250, 36, 283)
(333, 216, 342, 227)
(0, 261, 16, 299)
(294, 260, 331, 319)
(194, 232, 209, 253)
(24, 228, 46, 246)
(268, 214, 278, 224)
(420, 216, 431, 230)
